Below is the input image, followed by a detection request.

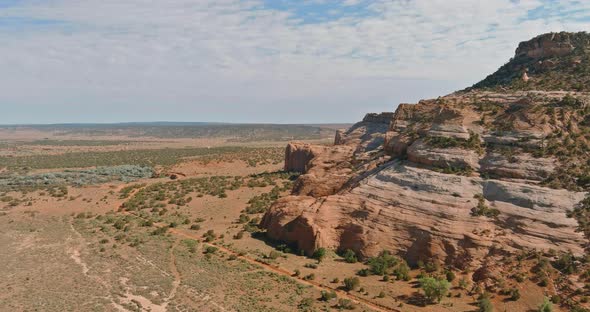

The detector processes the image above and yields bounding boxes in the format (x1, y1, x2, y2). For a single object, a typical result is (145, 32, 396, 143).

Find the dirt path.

(165, 239, 181, 307)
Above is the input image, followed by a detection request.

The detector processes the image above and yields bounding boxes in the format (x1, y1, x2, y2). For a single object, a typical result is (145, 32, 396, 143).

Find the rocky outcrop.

(480, 152, 555, 180)
(291, 144, 354, 197)
(284, 142, 327, 173)
(334, 112, 392, 157)
(263, 90, 590, 268)
(407, 139, 481, 171)
(516, 32, 575, 59)
(285, 113, 393, 197)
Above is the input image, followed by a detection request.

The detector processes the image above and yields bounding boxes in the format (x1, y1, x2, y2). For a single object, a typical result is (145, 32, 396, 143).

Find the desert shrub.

(555, 94, 584, 108)
(538, 297, 553, 312)
(393, 262, 411, 281)
(297, 298, 314, 311)
(367, 250, 399, 275)
(538, 277, 549, 287)
(183, 239, 198, 253)
(343, 277, 360, 291)
(342, 249, 358, 263)
(553, 252, 577, 274)
(471, 194, 500, 217)
(478, 293, 494, 312)
(151, 226, 168, 235)
(204, 246, 218, 254)
(238, 214, 249, 224)
(303, 273, 315, 281)
(458, 277, 470, 289)
(233, 231, 244, 239)
(419, 277, 451, 303)
(445, 270, 456, 282)
(244, 186, 281, 214)
(202, 230, 216, 242)
(338, 298, 354, 310)
(268, 251, 280, 260)
(425, 131, 484, 154)
(313, 247, 327, 263)
(190, 224, 200, 230)
(320, 290, 337, 301)
(357, 268, 370, 277)
(509, 288, 521, 301)
(424, 261, 439, 273)
(142, 219, 153, 227)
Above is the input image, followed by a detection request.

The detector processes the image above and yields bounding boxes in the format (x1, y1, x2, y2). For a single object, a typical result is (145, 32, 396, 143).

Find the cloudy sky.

(0, 0, 589, 124)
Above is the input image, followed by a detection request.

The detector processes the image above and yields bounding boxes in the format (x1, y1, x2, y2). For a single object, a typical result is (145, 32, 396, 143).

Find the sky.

(0, 0, 589, 124)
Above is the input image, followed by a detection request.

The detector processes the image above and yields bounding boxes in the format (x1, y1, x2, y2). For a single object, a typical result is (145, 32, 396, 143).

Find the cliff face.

(515, 32, 576, 59)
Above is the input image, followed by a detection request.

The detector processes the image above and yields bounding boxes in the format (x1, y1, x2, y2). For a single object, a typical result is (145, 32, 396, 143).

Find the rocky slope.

(262, 33, 590, 272)
(470, 31, 590, 92)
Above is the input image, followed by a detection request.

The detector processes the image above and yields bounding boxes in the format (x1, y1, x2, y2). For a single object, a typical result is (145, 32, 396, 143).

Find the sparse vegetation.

(471, 194, 500, 217)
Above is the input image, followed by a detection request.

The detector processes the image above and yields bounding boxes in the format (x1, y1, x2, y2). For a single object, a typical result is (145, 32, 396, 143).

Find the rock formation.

(515, 32, 576, 59)
(262, 33, 590, 272)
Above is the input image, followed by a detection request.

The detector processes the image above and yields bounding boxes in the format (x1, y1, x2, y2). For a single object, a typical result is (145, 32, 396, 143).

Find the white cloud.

(0, 0, 589, 123)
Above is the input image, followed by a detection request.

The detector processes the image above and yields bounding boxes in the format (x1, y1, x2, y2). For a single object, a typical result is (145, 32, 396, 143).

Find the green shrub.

(204, 246, 218, 254)
(509, 288, 520, 301)
(268, 251, 280, 260)
(320, 290, 337, 301)
(151, 226, 168, 235)
(445, 270, 456, 282)
(478, 293, 493, 312)
(303, 273, 315, 281)
(297, 298, 314, 311)
(233, 231, 244, 239)
(343, 277, 360, 291)
(343, 249, 358, 263)
(538, 297, 553, 312)
(367, 250, 399, 275)
(357, 268, 370, 277)
(419, 277, 451, 303)
(313, 247, 327, 263)
(471, 194, 500, 217)
(338, 298, 354, 310)
(553, 252, 577, 274)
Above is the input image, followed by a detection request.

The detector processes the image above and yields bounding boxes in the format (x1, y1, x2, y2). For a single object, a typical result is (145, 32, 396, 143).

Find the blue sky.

(0, 0, 589, 124)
